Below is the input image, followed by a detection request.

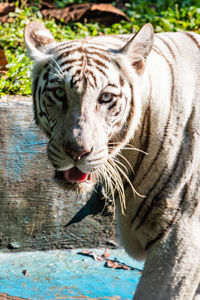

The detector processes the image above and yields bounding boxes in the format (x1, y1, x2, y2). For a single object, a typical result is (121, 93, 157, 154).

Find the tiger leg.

(133, 218, 200, 300)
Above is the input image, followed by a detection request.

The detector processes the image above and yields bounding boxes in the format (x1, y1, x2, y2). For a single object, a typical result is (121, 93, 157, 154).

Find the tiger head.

(24, 22, 154, 195)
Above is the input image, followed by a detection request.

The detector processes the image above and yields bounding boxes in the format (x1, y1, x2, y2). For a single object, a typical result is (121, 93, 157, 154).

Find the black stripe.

(60, 58, 82, 68)
(156, 35, 176, 59)
(119, 75, 125, 87)
(32, 77, 39, 124)
(135, 107, 195, 230)
(183, 175, 199, 218)
(49, 78, 61, 84)
(164, 34, 181, 54)
(86, 77, 95, 89)
(52, 42, 75, 53)
(108, 101, 117, 110)
(184, 32, 200, 51)
(118, 83, 134, 144)
(87, 46, 109, 54)
(92, 58, 108, 69)
(50, 120, 57, 131)
(128, 73, 152, 182)
(145, 183, 188, 250)
(70, 70, 81, 88)
(136, 46, 175, 187)
(38, 86, 45, 117)
(71, 78, 81, 88)
(62, 64, 82, 73)
(55, 47, 81, 60)
(87, 51, 109, 61)
(95, 65, 107, 78)
(43, 65, 49, 81)
(130, 168, 166, 226)
(87, 70, 98, 88)
(48, 148, 63, 160)
(46, 95, 56, 104)
(50, 143, 61, 153)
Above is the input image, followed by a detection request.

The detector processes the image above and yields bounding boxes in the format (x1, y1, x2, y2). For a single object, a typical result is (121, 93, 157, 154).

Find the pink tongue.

(63, 167, 88, 182)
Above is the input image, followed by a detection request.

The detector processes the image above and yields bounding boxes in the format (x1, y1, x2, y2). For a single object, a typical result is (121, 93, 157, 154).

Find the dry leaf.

(79, 249, 105, 261)
(78, 249, 136, 271)
(106, 259, 130, 270)
(0, 3, 15, 17)
(41, 3, 130, 25)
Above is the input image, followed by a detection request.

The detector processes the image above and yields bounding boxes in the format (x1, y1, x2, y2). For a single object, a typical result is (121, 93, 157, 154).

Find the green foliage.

(125, 0, 200, 32)
(0, 0, 200, 95)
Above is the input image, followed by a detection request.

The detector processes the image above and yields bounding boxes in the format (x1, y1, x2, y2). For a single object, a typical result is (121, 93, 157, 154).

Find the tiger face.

(24, 22, 154, 193)
(42, 55, 131, 192)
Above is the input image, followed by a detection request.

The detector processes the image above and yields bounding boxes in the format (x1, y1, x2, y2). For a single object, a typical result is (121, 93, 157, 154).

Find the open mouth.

(55, 167, 91, 183)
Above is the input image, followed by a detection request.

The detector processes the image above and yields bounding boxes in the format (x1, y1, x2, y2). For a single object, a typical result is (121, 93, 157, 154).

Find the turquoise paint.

(0, 249, 143, 299)
(6, 124, 47, 181)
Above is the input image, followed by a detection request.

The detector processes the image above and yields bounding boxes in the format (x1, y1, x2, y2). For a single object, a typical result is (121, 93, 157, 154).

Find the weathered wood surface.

(0, 96, 117, 251)
(0, 293, 26, 300)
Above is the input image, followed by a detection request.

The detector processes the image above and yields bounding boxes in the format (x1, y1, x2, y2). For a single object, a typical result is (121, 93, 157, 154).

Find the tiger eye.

(99, 93, 113, 104)
(55, 88, 65, 98)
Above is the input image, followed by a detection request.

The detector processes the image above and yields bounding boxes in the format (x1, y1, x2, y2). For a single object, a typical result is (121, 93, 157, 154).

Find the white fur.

(25, 22, 200, 300)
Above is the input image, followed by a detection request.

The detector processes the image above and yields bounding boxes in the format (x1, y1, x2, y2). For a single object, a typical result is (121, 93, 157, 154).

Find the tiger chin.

(24, 21, 200, 300)
(54, 169, 97, 194)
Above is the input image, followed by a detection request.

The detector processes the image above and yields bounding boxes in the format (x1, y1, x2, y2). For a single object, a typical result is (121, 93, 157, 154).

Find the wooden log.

(0, 96, 117, 251)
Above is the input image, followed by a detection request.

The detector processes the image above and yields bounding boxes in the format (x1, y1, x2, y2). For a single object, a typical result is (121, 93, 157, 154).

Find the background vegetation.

(0, 0, 200, 95)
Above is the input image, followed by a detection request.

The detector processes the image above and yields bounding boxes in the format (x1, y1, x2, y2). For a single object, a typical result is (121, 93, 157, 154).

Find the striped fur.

(25, 22, 200, 300)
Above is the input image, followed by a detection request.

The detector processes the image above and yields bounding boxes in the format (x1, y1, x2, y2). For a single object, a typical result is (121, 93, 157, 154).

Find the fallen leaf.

(79, 250, 105, 261)
(122, 264, 130, 270)
(0, 3, 15, 17)
(106, 259, 130, 269)
(93, 253, 105, 262)
(41, 3, 130, 25)
(78, 249, 140, 271)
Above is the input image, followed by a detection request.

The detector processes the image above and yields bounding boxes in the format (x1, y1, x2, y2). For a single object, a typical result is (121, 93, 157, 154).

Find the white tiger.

(24, 21, 200, 299)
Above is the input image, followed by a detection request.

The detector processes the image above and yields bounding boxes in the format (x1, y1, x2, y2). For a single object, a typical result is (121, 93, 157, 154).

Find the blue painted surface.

(6, 122, 47, 181)
(0, 249, 144, 299)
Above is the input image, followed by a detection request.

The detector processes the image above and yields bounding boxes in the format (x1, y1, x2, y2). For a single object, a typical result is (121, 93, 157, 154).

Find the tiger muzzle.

(63, 144, 93, 162)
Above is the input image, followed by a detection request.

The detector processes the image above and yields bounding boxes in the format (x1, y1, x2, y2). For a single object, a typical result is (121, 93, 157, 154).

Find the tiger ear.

(24, 22, 56, 60)
(122, 23, 154, 74)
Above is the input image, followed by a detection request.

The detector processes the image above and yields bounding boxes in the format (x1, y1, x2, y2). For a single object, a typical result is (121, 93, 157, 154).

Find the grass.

(0, 0, 200, 96)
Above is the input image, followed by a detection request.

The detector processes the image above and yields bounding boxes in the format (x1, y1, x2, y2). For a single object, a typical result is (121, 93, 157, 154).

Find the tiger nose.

(64, 146, 92, 161)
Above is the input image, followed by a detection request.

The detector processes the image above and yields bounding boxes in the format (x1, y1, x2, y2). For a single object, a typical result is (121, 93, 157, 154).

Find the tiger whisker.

(48, 61, 64, 80)
(116, 152, 135, 173)
(108, 144, 148, 155)
(111, 159, 145, 199)
(50, 57, 65, 79)
(113, 157, 129, 174)
(47, 70, 64, 80)
(100, 165, 117, 217)
(106, 161, 126, 214)
(99, 159, 126, 215)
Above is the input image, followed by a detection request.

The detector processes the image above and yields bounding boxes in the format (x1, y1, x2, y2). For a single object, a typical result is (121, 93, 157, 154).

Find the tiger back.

(24, 22, 200, 300)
